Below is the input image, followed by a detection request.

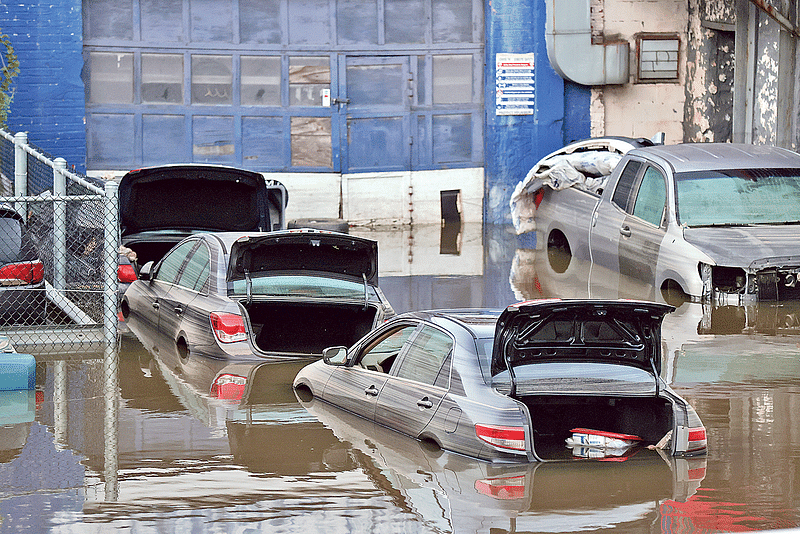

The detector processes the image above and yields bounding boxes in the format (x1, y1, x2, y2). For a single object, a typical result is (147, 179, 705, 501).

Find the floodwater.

(3, 223, 800, 533)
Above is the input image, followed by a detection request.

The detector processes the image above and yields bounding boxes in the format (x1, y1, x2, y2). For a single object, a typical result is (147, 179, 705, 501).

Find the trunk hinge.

(650, 357, 660, 397)
(245, 269, 253, 306)
(362, 273, 368, 310)
(503, 334, 518, 397)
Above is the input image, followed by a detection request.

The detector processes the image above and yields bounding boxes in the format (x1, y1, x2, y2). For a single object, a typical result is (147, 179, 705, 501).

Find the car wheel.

(547, 230, 571, 274)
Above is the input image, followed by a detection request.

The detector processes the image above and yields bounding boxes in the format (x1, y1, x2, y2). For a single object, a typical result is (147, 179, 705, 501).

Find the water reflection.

(3, 223, 800, 531)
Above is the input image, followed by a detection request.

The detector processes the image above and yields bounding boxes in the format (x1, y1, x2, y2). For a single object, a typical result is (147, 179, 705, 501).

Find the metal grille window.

(637, 34, 680, 82)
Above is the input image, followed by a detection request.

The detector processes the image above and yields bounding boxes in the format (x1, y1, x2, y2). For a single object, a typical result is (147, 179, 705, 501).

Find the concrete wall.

(591, 0, 690, 143)
(0, 1, 86, 173)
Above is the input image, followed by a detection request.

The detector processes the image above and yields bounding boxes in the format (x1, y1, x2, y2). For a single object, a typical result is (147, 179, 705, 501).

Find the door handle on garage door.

(619, 225, 632, 238)
(417, 397, 433, 409)
(364, 384, 379, 396)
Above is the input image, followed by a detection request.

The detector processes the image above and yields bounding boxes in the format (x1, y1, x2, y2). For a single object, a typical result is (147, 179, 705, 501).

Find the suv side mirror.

(322, 346, 348, 366)
(139, 261, 155, 281)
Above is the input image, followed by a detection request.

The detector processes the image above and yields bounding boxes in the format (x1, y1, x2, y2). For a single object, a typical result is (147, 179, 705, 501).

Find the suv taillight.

(475, 424, 526, 451)
(0, 260, 44, 285)
(117, 263, 137, 283)
(210, 312, 247, 343)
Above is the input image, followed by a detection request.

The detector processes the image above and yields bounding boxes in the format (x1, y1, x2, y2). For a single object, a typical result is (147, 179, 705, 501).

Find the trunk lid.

(227, 230, 379, 286)
(491, 299, 674, 386)
(118, 164, 287, 236)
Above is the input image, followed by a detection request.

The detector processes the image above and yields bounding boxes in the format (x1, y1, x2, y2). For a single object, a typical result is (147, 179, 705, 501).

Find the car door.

(618, 165, 668, 300)
(588, 159, 643, 298)
(322, 322, 419, 420)
(374, 325, 454, 438)
(159, 240, 212, 347)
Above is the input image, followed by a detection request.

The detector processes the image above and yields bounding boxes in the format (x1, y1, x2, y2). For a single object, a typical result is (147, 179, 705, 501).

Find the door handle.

(619, 225, 632, 238)
(364, 384, 379, 397)
(174, 306, 184, 315)
(152, 301, 160, 310)
(417, 397, 433, 409)
(331, 97, 350, 105)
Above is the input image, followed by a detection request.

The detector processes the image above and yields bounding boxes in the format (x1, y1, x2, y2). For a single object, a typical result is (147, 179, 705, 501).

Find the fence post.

(13, 132, 27, 217)
(53, 158, 68, 290)
(103, 180, 119, 348)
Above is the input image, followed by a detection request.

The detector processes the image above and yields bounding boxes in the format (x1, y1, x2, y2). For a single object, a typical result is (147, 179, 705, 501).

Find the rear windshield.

(675, 168, 800, 226)
(0, 216, 23, 264)
(232, 274, 376, 300)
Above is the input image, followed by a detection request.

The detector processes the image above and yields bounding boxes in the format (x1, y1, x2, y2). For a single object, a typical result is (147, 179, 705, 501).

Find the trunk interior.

(520, 394, 674, 460)
(243, 301, 377, 356)
(125, 240, 181, 267)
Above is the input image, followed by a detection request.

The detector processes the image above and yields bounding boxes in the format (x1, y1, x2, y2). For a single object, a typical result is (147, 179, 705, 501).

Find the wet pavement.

(3, 223, 800, 532)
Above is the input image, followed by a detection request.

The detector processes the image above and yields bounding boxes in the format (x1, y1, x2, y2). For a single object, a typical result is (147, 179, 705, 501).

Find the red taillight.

(687, 427, 707, 452)
(210, 373, 247, 400)
(0, 260, 44, 285)
(117, 263, 138, 283)
(475, 424, 526, 451)
(210, 312, 247, 343)
(474, 476, 526, 500)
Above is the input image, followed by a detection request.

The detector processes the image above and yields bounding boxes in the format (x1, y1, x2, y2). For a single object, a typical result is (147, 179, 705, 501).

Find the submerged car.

(514, 143, 800, 303)
(293, 299, 707, 463)
(0, 204, 45, 325)
(121, 229, 395, 362)
(116, 164, 288, 289)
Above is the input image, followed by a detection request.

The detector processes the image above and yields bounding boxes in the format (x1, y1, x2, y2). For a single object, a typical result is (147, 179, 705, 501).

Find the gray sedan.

(293, 299, 708, 462)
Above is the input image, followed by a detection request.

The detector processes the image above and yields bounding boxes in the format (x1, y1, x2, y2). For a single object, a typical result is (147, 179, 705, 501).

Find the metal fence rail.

(0, 129, 119, 354)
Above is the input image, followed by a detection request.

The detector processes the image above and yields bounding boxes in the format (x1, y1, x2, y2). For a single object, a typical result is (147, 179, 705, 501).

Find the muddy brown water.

(3, 224, 800, 532)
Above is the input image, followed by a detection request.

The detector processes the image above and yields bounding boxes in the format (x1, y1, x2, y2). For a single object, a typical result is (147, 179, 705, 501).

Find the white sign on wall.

(495, 53, 535, 116)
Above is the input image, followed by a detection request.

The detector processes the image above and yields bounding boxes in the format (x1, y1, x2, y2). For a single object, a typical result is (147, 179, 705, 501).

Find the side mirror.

(322, 346, 348, 366)
(139, 261, 155, 281)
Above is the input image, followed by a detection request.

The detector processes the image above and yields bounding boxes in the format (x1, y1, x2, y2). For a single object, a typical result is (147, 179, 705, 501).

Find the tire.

(287, 218, 349, 234)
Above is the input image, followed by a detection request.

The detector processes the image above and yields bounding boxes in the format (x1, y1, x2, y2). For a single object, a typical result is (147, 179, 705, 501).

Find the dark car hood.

(683, 225, 800, 268)
(228, 231, 379, 286)
(491, 300, 674, 378)
(118, 164, 286, 236)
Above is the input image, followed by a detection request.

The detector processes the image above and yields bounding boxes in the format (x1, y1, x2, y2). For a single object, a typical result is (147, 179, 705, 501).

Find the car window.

(357, 324, 417, 373)
(155, 240, 197, 284)
(176, 242, 210, 292)
(0, 217, 22, 264)
(611, 160, 642, 212)
(394, 325, 454, 387)
(632, 166, 666, 226)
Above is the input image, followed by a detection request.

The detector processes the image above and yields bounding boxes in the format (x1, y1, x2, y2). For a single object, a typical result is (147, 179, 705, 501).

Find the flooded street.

(3, 224, 800, 533)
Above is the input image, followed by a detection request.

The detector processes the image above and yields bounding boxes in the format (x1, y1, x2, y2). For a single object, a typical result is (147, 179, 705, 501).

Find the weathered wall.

(596, 0, 689, 143)
(0, 1, 86, 172)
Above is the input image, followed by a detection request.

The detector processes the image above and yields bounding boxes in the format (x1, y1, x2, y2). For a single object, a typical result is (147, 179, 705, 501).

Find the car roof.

(629, 143, 800, 173)
(398, 308, 502, 339)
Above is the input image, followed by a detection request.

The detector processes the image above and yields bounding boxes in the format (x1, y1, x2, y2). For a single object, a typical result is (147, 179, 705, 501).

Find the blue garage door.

(83, 0, 483, 173)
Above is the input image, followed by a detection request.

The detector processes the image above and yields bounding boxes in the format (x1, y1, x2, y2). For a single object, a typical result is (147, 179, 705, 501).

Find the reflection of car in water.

(298, 394, 706, 532)
(512, 143, 800, 304)
(294, 300, 707, 462)
(121, 229, 394, 363)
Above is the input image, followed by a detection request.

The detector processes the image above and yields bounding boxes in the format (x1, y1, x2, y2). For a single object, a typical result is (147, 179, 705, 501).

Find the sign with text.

(495, 53, 535, 116)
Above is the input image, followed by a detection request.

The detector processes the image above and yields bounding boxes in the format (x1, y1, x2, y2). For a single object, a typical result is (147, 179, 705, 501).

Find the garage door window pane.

(141, 0, 183, 42)
(433, 55, 472, 104)
(240, 0, 281, 44)
(242, 56, 281, 106)
(192, 55, 232, 105)
(289, 57, 330, 106)
(193, 116, 234, 163)
(90, 52, 133, 104)
(291, 117, 331, 168)
(385, 0, 426, 44)
(142, 54, 184, 104)
(433, 0, 472, 43)
(190, 0, 233, 42)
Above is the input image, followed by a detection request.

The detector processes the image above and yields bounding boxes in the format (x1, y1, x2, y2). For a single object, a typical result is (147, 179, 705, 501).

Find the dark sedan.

(293, 299, 707, 462)
(121, 229, 395, 362)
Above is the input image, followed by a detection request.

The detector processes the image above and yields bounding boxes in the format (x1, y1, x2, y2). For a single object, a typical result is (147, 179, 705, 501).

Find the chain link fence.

(0, 129, 119, 354)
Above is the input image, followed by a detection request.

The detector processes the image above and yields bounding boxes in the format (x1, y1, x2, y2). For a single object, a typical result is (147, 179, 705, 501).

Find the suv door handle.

(619, 225, 632, 238)
(364, 384, 379, 397)
(417, 397, 433, 409)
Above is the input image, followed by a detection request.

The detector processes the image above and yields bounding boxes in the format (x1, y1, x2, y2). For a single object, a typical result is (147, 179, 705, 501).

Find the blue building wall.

(1, 1, 86, 173)
(483, 0, 590, 225)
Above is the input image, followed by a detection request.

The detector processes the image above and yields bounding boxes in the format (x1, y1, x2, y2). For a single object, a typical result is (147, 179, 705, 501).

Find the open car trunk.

(519, 394, 674, 460)
(242, 301, 378, 356)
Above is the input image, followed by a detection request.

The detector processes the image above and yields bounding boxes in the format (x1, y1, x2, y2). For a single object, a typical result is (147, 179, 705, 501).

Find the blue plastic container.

(0, 353, 36, 391)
